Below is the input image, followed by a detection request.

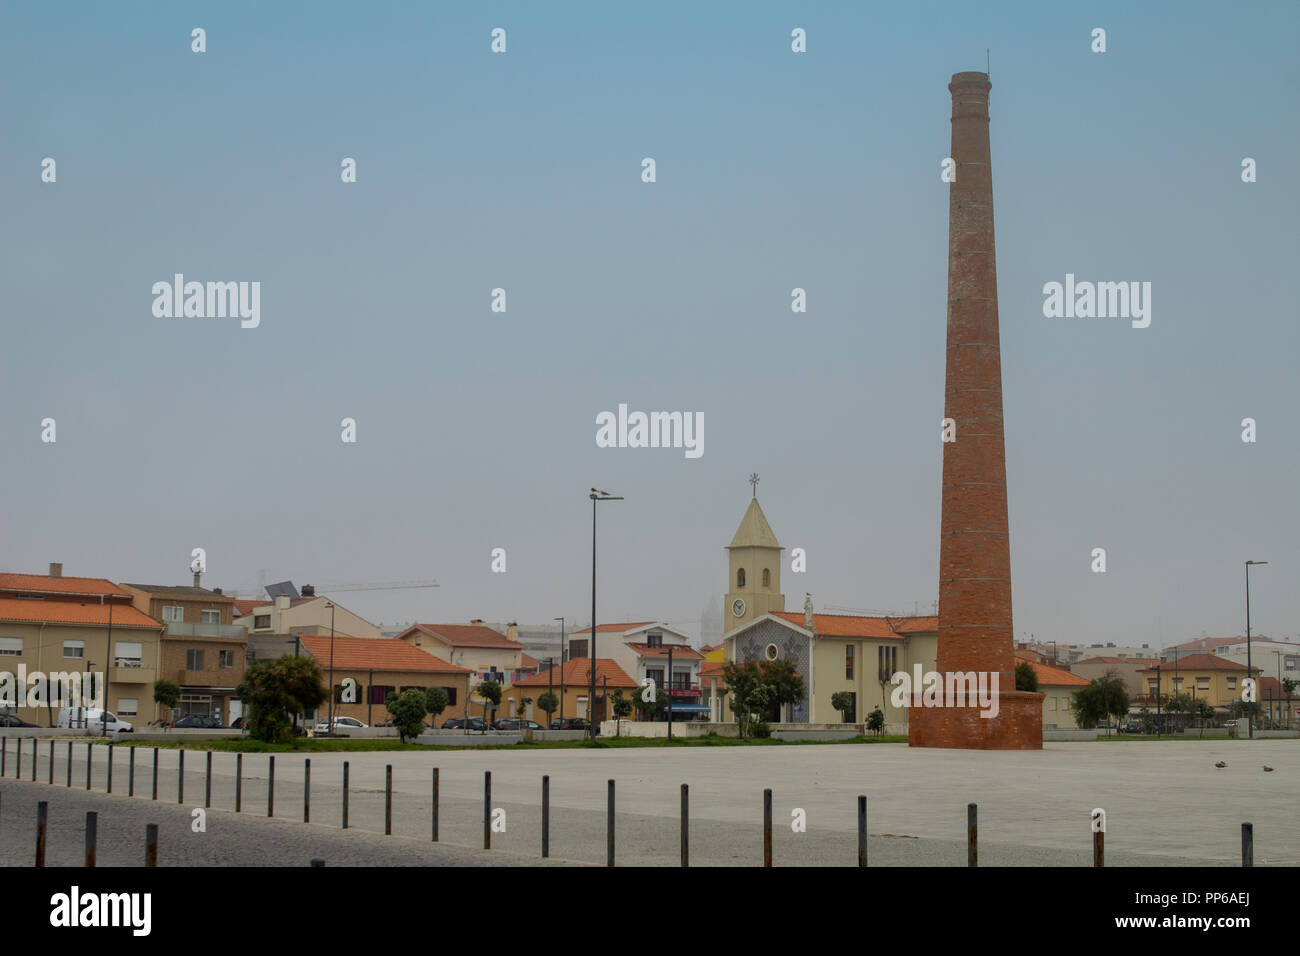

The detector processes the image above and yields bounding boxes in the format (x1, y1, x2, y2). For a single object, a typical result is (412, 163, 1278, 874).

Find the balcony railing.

(165, 622, 246, 640)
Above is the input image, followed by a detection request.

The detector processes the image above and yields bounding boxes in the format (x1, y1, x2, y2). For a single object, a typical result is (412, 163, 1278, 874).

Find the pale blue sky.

(2, 2, 1297, 648)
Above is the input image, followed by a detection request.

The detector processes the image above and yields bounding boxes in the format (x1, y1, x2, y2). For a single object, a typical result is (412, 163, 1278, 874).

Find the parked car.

(1120, 719, 1144, 734)
(381, 718, 433, 729)
(0, 714, 40, 727)
(442, 717, 487, 731)
(550, 716, 596, 732)
(171, 714, 225, 729)
(313, 716, 368, 734)
(230, 716, 249, 730)
(55, 707, 133, 733)
(492, 718, 543, 731)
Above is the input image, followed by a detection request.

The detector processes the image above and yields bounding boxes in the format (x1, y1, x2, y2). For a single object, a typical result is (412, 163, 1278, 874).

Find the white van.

(56, 707, 133, 733)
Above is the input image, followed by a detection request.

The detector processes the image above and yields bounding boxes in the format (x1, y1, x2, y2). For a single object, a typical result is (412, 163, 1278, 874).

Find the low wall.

(599, 721, 739, 738)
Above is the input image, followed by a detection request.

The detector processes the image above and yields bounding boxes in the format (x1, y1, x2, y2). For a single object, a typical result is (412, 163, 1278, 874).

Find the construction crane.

(311, 581, 439, 593)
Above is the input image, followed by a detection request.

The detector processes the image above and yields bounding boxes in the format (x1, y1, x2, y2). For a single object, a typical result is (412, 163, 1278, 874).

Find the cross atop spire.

(749, 473, 759, 498)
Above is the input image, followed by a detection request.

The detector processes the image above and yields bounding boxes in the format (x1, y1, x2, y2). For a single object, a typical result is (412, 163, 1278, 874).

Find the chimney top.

(301, 584, 316, 597)
(470, 619, 484, 625)
(49, 562, 63, 579)
(213, 587, 223, 595)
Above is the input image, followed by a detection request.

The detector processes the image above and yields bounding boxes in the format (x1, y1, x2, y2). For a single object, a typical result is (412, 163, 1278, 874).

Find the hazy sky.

(2, 2, 1297, 649)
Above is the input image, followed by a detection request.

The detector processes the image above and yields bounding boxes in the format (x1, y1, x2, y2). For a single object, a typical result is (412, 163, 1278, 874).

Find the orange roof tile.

(0, 597, 160, 628)
(1015, 655, 1089, 687)
(520, 653, 540, 669)
(699, 661, 726, 678)
(232, 600, 265, 616)
(397, 623, 523, 650)
(511, 658, 637, 689)
(1139, 653, 1255, 673)
(0, 573, 131, 599)
(769, 612, 936, 639)
(298, 635, 470, 674)
(573, 621, 657, 635)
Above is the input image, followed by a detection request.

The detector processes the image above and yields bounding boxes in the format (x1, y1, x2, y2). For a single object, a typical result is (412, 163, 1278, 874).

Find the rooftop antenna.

(986, 48, 990, 78)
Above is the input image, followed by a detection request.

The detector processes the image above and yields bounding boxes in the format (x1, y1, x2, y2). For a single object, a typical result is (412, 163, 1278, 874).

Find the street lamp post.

(1246, 561, 1268, 739)
(589, 488, 623, 741)
(326, 602, 336, 734)
(554, 617, 564, 726)
(667, 646, 674, 739)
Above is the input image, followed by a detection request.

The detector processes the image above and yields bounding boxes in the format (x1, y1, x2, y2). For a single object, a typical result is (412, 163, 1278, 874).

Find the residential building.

(297, 634, 472, 727)
(234, 585, 381, 638)
(0, 565, 164, 726)
(1071, 656, 1161, 702)
(1016, 655, 1089, 729)
(507, 658, 638, 723)
(395, 621, 527, 683)
(1135, 654, 1261, 712)
(572, 621, 708, 720)
(120, 583, 246, 722)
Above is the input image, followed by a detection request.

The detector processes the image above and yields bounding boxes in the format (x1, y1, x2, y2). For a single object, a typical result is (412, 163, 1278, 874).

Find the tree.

(1193, 698, 1216, 736)
(611, 689, 633, 736)
(634, 684, 668, 721)
(423, 686, 450, 724)
(723, 659, 806, 737)
(1014, 662, 1039, 693)
(235, 655, 327, 743)
(1072, 669, 1130, 733)
(866, 706, 885, 736)
(476, 679, 502, 725)
(153, 679, 181, 726)
(537, 691, 559, 725)
(385, 688, 428, 742)
(830, 691, 854, 723)
(1165, 692, 1193, 732)
(515, 695, 533, 719)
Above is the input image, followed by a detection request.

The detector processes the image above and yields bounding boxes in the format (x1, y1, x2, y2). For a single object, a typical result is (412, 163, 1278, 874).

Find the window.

(1226, 677, 1237, 690)
(765, 643, 778, 661)
(0, 637, 23, 656)
(218, 649, 235, 668)
(762, 568, 770, 588)
(647, 633, 663, 648)
(114, 642, 143, 667)
(569, 639, 588, 659)
(178, 694, 212, 718)
(63, 640, 85, 659)
(646, 668, 665, 686)
(845, 644, 854, 679)
(253, 614, 271, 629)
(162, 606, 184, 623)
(1148, 679, 1159, 694)
(1197, 677, 1210, 691)
(370, 685, 396, 705)
(877, 645, 897, 683)
(442, 686, 458, 705)
(737, 568, 746, 588)
(118, 698, 139, 717)
(842, 692, 857, 723)
(186, 649, 205, 670)
(201, 609, 221, 624)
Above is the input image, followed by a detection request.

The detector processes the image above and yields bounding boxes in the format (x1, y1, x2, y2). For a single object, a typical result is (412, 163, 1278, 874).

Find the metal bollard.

(968, 803, 978, 867)
(341, 761, 348, 828)
(763, 788, 773, 867)
(1, 736, 5, 776)
(1242, 822, 1254, 867)
(85, 743, 92, 790)
(205, 751, 212, 809)
(310, 858, 325, 867)
(235, 753, 242, 812)
(85, 811, 97, 867)
(48, 740, 54, 785)
(15, 738, 21, 780)
(151, 748, 158, 800)
(303, 758, 310, 823)
(858, 795, 868, 868)
(607, 779, 616, 867)
(431, 767, 438, 842)
(681, 783, 690, 868)
(1094, 827, 1104, 867)
(267, 755, 275, 817)
(35, 801, 48, 867)
(31, 738, 37, 781)
(385, 764, 392, 835)
(145, 824, 158, 867)
(178, 749, 185, 805)
(483, 771, 491, 849)
(541, 775, 549, 858)
(129, 746, 135, 796)
(106, 744, 113, 792)
(67, 741, 73, 788)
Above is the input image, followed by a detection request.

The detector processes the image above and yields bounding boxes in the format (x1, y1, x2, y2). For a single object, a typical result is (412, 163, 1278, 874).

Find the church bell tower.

(724, 474, 785, 632)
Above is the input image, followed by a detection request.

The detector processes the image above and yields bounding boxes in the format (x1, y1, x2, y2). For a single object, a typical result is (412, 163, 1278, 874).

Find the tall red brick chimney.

(910, 72, 1042, 749)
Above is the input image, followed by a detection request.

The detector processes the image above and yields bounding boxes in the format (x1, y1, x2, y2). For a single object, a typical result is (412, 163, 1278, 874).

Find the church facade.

(720, 484, 939, 730)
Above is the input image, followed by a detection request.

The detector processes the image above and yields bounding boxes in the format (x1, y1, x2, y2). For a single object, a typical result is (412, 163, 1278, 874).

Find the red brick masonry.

(911, 71, 1042, 750)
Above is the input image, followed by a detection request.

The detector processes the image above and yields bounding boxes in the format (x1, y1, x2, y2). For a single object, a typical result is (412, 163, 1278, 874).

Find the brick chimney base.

(908, 691, 1044, 749)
